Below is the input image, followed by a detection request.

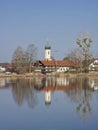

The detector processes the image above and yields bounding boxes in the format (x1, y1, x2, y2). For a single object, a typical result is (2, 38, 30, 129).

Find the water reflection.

(11, 78, 38, 108)
(0, 77, 98, 119)
(76, 78, 92, 119)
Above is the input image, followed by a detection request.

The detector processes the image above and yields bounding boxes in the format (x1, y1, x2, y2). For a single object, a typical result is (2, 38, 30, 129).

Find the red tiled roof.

(39, 60, 78, 67)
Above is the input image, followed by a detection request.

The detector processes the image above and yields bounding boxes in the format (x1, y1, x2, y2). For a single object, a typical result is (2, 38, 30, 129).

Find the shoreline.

(0, 72, 98, 78)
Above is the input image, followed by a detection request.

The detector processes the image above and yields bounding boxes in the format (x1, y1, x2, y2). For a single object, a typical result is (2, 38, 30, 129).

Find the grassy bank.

(0, 72, 44, 78)
(0, 72, 98, 78)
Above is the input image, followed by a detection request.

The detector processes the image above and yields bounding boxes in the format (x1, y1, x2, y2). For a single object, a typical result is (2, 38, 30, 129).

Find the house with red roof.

(38, 60, 77, 73)
(34, 44, 78, 73)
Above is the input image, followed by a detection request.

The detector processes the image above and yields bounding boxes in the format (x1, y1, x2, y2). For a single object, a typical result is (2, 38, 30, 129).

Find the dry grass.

(0, 72, 98, 78)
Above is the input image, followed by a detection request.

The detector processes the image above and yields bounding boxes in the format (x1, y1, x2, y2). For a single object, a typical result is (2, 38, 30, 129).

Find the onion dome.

(45, 43, 51, 49)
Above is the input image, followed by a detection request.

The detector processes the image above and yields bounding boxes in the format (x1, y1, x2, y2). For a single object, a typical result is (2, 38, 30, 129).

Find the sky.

(0, 0, 98, 62)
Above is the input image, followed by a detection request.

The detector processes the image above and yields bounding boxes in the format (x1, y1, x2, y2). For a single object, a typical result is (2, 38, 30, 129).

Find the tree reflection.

(76, 78, 92, 119)
(64, 77, 93, 120)
(64, 78, 81, 102)
(11, 78, 38, 108)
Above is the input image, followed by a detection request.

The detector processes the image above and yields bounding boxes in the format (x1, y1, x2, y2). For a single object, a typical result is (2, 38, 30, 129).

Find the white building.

(0, 66, 6, 72)
(89, 59, 98, 71)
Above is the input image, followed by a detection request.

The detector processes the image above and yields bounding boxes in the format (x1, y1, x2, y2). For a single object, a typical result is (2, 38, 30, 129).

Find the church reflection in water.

(0, 76, 98, 118)
(34, 77, 80, 105)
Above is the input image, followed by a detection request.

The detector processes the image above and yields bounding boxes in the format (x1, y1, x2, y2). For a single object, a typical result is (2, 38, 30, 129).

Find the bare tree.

(11, 46, 27, 74)
(67, 48, 83, 61)
(64, 48, 83, 72)
(76, 32, 93, 72)
(25, 44, 37, 73)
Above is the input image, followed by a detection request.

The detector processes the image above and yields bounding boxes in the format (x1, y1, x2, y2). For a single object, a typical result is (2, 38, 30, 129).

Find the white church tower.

(45, 43, 51, 61)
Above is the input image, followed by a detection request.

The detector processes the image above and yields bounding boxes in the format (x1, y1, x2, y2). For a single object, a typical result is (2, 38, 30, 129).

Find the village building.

(88, 59, 98, 71)
(0, 66, 6, 73)
(0, 63, 10, 73)
(34, 44, 78, 73)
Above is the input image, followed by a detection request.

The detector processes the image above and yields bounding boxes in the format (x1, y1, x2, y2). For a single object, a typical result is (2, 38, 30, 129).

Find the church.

(35, 44, 78, 73)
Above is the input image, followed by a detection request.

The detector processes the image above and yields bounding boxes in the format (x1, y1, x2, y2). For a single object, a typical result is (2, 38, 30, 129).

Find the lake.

(0, 76, 98, 130)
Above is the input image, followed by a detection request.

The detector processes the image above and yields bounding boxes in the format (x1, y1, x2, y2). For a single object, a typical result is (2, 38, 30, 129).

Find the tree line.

(11, 44, 37, 74)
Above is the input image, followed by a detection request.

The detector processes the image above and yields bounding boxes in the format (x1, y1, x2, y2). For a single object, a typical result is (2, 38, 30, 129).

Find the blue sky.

(0, 0, 98, 62)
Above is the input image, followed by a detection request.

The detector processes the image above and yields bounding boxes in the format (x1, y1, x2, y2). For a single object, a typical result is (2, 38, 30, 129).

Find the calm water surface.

(0, 77, 98, 130)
